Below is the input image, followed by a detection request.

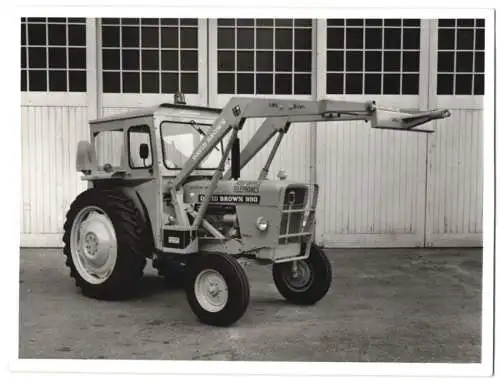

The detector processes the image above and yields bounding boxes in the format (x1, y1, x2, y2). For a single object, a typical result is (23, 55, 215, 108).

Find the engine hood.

(182, 179, 308, 207)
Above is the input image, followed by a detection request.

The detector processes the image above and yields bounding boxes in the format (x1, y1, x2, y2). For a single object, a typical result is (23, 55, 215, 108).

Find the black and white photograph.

(7, 2, 495, 380)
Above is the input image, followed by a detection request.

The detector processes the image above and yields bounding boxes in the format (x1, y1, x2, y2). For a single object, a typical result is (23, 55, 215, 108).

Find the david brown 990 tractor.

(64, 93, 450, 326)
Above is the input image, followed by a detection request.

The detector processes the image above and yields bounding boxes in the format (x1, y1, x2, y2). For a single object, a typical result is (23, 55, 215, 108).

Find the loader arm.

(173, 97, 451, 188)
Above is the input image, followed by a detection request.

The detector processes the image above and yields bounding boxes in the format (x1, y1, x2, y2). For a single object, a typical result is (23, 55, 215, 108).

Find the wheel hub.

(283, 260, 313, 291)
(70, 206, 118, 285)
(194, 270, 229, 313)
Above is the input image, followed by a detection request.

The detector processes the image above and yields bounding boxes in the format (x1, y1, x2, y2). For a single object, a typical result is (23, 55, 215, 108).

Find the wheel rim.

(194, 269, 229, 313)
(282, 260, 314, 292)
(70, 206, 118, 285)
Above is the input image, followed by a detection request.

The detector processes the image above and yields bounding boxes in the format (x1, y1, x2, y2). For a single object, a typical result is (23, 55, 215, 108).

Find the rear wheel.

(62, 188, 148, 300)
(185, 254, 250, 326)
(272, 244, 332, 305)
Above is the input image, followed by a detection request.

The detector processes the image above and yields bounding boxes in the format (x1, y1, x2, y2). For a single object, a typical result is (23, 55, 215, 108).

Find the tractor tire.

(272, 244, 332, 305)
(62, 188, 149, 300)
(153, 256, 187, 288)
(185, 254, 250, 327)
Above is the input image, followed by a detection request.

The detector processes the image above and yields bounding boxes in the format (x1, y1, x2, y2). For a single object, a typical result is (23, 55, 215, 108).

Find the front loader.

(64, 94, 450, 326)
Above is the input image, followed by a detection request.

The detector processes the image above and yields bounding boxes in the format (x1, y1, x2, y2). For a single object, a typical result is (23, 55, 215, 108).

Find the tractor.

(64, 93, 450, 326)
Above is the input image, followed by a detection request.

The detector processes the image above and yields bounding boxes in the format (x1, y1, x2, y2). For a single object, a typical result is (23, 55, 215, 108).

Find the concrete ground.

(18, 247, 482, 362)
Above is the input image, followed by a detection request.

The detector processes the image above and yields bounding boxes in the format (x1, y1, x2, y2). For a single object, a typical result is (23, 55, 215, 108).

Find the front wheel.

(272, 244, 332, 305)
(185, 254, 250, 327)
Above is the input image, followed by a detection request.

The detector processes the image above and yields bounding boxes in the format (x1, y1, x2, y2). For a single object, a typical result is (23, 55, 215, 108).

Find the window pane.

(457, 19, 474, 27)
(122, 72, 140, 93)
(403, 19, 420, 27)
(384, 51, 400, 72)
(180, 18, 197, 26)
(455, 74, 472, 95)
(122, 18, 140, 25)
(365, 51, 381, 71)
(275, 19, 293, 27)
(438, 19, 455, 27)
(346, 28, 363, 49)
(383, 74, 400, 94)
(294, 29, 311, 49)
(327, 19, 344, 26)
(180, 28, 197, 48)
(237, 19, 254, 26)
(21, 23, 26, 45)
(256, 19, 273, 26)
(327, 50, 344, 71)
(142, 26, 159, 47)
(276, 51, 292, 72)
(142, 72, 159, 93)
(475, 29, 484, 50)
(237, 73, 254, 94)
(384, 19, 401, 26)
(256, 73, 273, 94)
(102, 26, 120, 47)
(437, 74, 453, 94)
(161, 27, 178, 48)
(346, 73, 362, 94)
(21, 69, 27, 91)
(122, 49, 140, 70)
(237, 51, 254, 71)
(275, 74, 292, 94)
(103, 71, 121, 92)
(69, 70, 86, 91)
(102, 18, 120, 25)
(218, 51, 235, 71)
(142, 50, 159, 70)
(476, 19, 485, 27)
(21, 47, 26, 68)
(295, 19, 312, 27)
(402, 51, 419, 72)
(161, 72, 179, 93)
(218, 73, 234, 93)
(181, 50, 198, 71)
(346, 51, 363, 72)
(28, 23, 46, 45)
(456, 29, 474, 50)
(365, 28, 382, 49)
(294, 51, 311, 72)
(403, 28, 420, 49)
(122, 26, 139, 47)
(294, 74, 311, 94)
(181, 72, 197, 93)
(438, 28, 454, 50)
(68, 24, 85, 46)
(257, 28, 273, 49)
(217, 28, 234, 49)
(402, 74, 419, 94)
(141, 18, 159, 25)
(48, 24, 66, 46)
(327, 73, 343, 94)
(256, 51, 273, 71)
(455, 52, 473, 72)
(161, 18, 178, 26)
(237, 28, 254, 49)
(28, 47, 46, 68)
(474, 74, 484, 95)
(69, 48, 86, 69)
(327, 28, 344, 49)
(364, 74, 381, 94)
(48, 47, 66, 68)
(162, 50, 178, 70)
(475, 51, 484, 72)
(275, 29, 292, 49)
(346, 19, 363, 26)
(384, 28, 401, 49)
(103, 49, 120, 70)
(437, 51, 454, 72)
(49, 70, 67, 91)
(29, 70, 47, 91)
(365, 19, 382, 26)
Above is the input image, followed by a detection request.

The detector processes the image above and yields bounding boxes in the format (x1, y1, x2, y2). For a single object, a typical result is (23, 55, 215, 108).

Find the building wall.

(20, 17, 484, 247)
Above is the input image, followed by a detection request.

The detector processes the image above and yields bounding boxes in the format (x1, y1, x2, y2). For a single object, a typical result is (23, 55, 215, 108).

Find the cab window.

(128, 125, 153, 169)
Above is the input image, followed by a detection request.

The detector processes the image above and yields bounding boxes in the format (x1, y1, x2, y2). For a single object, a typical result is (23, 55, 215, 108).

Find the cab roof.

(89, 103, 222, 124)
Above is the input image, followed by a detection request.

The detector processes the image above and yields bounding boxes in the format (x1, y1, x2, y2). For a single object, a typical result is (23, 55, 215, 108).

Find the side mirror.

(139, 143, 149, 159)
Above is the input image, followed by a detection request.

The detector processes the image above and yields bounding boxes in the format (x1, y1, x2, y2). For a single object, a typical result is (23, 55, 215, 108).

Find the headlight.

(256, 217, 269, 232)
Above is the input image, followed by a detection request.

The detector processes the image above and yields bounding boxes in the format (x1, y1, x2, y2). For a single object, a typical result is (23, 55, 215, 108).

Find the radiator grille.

(279, 185, 318, 244)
